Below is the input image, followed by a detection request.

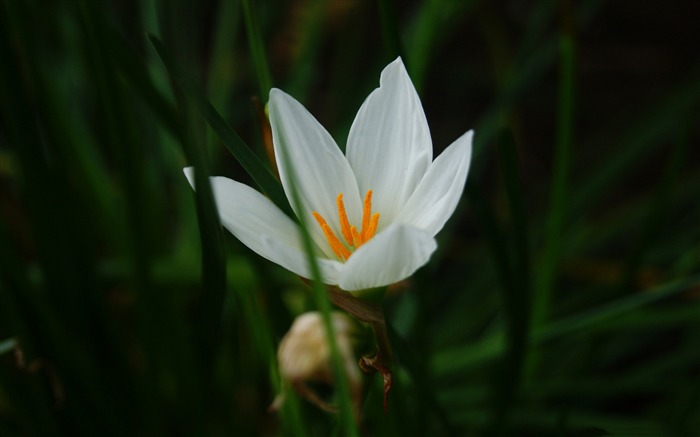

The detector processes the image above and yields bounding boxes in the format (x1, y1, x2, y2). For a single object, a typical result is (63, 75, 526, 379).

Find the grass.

(1, 0, 699, 435)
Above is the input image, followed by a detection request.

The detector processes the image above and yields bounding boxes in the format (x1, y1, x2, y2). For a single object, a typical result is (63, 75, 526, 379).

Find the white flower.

(185, 57, 473, 292)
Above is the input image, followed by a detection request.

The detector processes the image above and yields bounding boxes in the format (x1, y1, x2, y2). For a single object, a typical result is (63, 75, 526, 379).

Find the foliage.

(1, 0, 699, 435)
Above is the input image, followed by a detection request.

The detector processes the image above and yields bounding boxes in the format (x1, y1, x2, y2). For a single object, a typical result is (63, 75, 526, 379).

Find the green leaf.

(148, 34, 292, 217)
(241, 0, 273, 99)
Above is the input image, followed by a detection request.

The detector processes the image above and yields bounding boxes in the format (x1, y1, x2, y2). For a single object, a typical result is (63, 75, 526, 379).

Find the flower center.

(312, 190, 380, 261)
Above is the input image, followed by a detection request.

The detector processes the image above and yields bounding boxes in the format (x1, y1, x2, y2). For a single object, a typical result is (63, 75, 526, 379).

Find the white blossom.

(185, 58, 473, 292)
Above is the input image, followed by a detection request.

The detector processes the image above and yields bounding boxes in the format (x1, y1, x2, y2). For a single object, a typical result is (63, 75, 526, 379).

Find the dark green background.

(1, 0, 699, 435)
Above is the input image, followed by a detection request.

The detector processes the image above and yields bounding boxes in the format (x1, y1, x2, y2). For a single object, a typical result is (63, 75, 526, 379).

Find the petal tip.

(465, 129, 475, 144)
(183, 167, 195, 189)
(269, 87, 283, 99)
(452, 130, 474, 157)
(389, 56, 404, 67)
(269, 88, 293, 113)
(464, 130, 474, 159)
(381, 56, 410, 84)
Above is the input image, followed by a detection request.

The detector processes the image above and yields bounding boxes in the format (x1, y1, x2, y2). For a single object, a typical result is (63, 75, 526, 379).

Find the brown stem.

(327, 286, 394, 411)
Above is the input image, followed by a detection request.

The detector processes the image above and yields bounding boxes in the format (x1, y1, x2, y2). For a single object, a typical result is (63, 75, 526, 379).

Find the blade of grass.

(181, 100, 228, 365)
(676, 376, 700, 436)
(533, 273, 700, 343)
(208, 0, 241, 108)
(241, 0, 272, 100)
(454, 407, 667, 435)
(0, 223, 59, 434)
(228, 257, 308, 436)
(75, 0, 171, 432)
(387, 324, 457, 434)
(617, 116, 689, 291)
(432, 273, 700, 377)
(470, 0, 604, 164)
(407, 0, 476, 93)
(529, 2, 576, 381)
(148, 34, 292, 217)
(285, 1, 328, 99)
(2, 2, 131, 432)
(580, 305, 700, 332)
(109, 28, 181, 139)
(275, 124, 358, 436)
(221, 11, 355, 429)
(569, 62, 700, 220)
(155, 6, 227, 427)
(556, 170, 700, 273)
(487, 129, 532, 435)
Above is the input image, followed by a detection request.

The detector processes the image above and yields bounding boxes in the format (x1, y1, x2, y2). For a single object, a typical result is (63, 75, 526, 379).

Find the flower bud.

(272, 311, 362, 416)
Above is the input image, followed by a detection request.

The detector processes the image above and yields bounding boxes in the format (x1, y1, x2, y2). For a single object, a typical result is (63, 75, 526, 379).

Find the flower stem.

(327, 286, 394, 411)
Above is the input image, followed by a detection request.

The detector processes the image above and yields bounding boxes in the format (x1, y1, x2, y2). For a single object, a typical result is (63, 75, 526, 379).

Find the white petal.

(268, 89, 362, 257)
(346, 57, 432, 225)
(338, 224, 437, 291)
(184, 167, 341, 283)
(395, 130, 473, 236)
(260, 236, 342, 285)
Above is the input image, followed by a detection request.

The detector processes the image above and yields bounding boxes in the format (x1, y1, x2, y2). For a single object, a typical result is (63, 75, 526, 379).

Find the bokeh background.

(1, 0, 699, 435)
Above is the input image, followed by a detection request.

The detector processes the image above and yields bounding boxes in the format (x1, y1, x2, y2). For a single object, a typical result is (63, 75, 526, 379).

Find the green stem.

(532, 0, 575, 332)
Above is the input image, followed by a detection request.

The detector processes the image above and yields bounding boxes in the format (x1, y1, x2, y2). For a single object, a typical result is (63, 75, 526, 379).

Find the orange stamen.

(364, 212, 380, 242)
(336, 193, 353, 245)
(360, 190, 373, 237)
(312, 212, 351, 260)
(312, 190, 380, 261)
(350, 225, 362, 248)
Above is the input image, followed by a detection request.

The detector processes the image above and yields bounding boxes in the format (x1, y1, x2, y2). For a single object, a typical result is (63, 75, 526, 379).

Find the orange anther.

(350, 225, 362, 248)
(312, 212, 351, 260)
(336, 193, 353, 245)
(360, 190, 373, 237)
(364, 212, 380, 242)
(313, 190, 380, 261)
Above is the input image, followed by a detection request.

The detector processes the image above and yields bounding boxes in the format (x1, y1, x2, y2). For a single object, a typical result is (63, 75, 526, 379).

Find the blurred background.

(1, 0, 699, 435)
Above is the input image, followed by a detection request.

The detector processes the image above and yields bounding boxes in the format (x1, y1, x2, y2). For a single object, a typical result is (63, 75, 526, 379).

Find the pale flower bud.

(272, 311, 362, 416)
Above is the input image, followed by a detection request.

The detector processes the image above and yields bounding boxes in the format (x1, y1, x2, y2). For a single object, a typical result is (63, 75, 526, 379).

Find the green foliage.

(1, 0, 699, 435)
